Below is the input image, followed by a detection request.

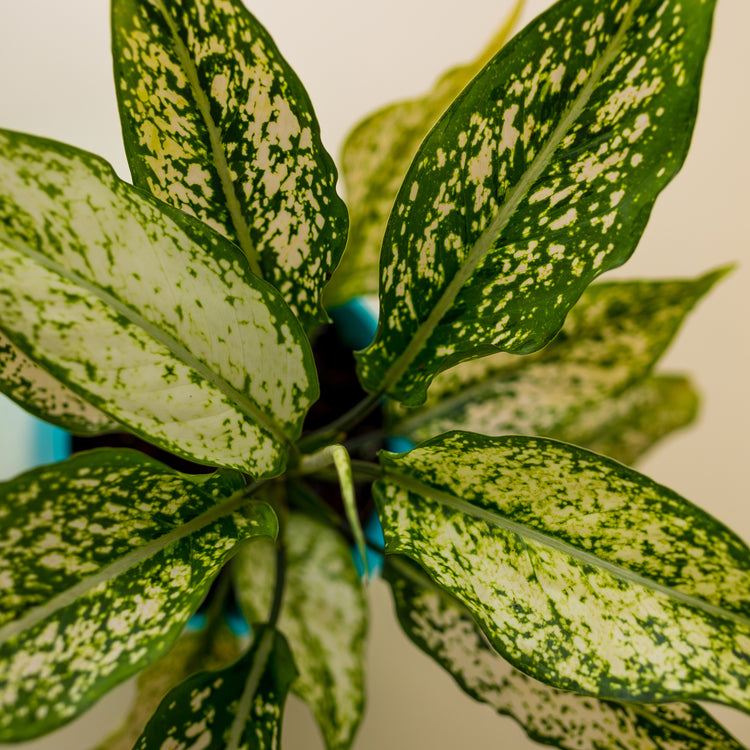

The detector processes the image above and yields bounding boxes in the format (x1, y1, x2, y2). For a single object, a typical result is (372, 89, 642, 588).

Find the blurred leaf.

(558, 373, 698, 464)
(327, 0, 525, 306)
(234, 513, 367, 750)
(390, 271, 722, 452)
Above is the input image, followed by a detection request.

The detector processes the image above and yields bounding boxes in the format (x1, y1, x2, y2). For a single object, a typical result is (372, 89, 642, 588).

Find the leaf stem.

(298, 391, 383, 451)
(226, 516, 287, 750)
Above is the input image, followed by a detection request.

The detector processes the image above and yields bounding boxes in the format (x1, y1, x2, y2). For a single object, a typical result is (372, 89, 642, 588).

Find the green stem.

(298, 391, 383, 451)
(226, 508, 287, 750)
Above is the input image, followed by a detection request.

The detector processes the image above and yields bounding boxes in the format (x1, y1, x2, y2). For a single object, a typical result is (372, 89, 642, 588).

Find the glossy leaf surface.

(356, 0, 717, 404)
(112, 0, 348, 329)
(0, 130, 317, 476)
(134, 627, 295, 750)
(390, 271, 720, 445)
(327, 0, 524, 306)
(234, 513, 367, 750)
(0, 450, 277, 740)
(0, 329, 117, 435)
(384, 559, 747, 750)
(374, 432, 750, 711)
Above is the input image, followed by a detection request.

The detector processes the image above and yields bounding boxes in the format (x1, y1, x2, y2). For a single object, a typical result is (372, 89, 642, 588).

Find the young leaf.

(356, 0, 717, 405)
(133, 627, 296, 750)
(326, 0, 525, 306)
(374, 432, 750, 712)
(0, 129, 318, 476)
(389, 271, 721, 445)
(234, 513, 368, 750)
(112, 0, 348, 329)
(0, 450, 277, 740)
(0, 329, 118, 435)
(384, 559, 747, 750)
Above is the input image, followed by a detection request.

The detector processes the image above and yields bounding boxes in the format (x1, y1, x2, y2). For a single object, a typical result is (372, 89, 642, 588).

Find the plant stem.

(226, 507, 287, 750)
(298, 391, 383, 451)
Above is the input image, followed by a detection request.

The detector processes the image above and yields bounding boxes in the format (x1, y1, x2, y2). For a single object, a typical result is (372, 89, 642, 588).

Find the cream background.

(0, 0, 748, 747)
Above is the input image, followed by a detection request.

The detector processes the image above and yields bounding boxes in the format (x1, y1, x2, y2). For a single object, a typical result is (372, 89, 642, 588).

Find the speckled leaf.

(326, 0, 525, 306)
(133, 627, 295, 750)
(0, 129, 318, 476)
(384, 559, 747, 750)
(234, 513, 367, 750)
(0, 450, 277, 741)
(374, 432, 750, 711)
(94, 625, 242, 750)
(0, 329, 118, 435)
(389, 271, 720, 446)
(559, 373, 698, 464)
(112, 0, 348, 329)
(356, 0, 717, 405)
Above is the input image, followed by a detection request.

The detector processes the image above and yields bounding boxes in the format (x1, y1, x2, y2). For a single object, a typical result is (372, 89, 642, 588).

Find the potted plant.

(0, 0, 748, 749)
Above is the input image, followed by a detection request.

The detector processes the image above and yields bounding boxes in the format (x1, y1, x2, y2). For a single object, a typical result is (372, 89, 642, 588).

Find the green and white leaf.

(356, 0, 717, 405)
(326, 0, 525, 306)
(559, 373, 698, 464)
(234, 513, 367, 750)
(0, 329, 118, 435)
(384, 559, 748, 750)
(0, 130, 318, 476)
(374, 431, 750, 712)
(390, 271, 720, 446)
(0, 450, 277, 741)
(112, 0, 348, 329)
(133, 627, 295, 750)
(95, 624, 242, 750)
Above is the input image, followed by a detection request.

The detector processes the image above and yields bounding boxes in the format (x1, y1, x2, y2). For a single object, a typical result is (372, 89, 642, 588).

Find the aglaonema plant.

(0, 0, 745, 748)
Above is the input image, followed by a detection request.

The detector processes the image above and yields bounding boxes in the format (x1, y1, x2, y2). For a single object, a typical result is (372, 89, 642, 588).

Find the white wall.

(0, 1, 748, 748)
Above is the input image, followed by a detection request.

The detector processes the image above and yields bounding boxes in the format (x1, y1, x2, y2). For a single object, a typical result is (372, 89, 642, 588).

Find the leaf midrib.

(151, 0, 263, 279)
(2, 236, 293, 447)
(385, 469, 750, 630)
(0, 480, 268, 645)
(379, 0, 641, 395)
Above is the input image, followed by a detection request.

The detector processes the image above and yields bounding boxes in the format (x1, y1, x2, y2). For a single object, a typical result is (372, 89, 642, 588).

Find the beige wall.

(0, 0, 748, 747)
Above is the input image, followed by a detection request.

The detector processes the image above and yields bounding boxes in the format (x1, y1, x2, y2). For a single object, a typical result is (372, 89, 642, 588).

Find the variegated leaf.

(0, 450, 277, 740)
(559, 373, 698, 464)
(94, 625, 242, 750)
(374, 432, 750, 712)
(356, 0, 717, 405)
(112, 0, 348, 329)
(390, 271, 721, 446)
(0, 329, 118, 435)
(384, 559, 747, 750)
(326, 0, 525, 306)
(234, 513, 367, 750)
(0, 129, 318, 476)
(134, 627, 295, 750)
